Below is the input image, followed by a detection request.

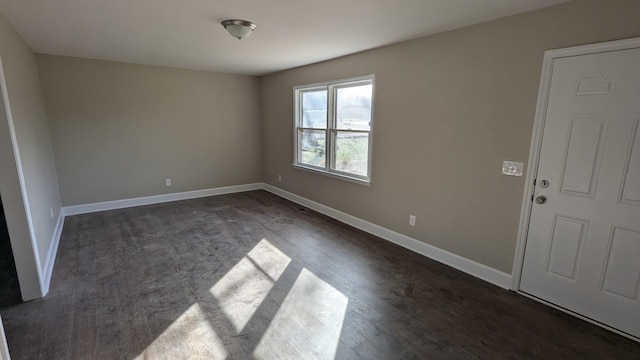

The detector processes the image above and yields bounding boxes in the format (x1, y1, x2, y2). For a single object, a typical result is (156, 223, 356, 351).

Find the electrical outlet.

(409, 215, 416, 226)
(166, 178, 172, 186)
(278, 174, 282, 182)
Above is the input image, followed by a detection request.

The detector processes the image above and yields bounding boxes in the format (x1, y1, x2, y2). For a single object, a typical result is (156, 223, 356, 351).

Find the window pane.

(336, 84, 372, 131)
(299, 129, 326, 167)
(301, 90, 327, 128)
(333, 131, 368, 176)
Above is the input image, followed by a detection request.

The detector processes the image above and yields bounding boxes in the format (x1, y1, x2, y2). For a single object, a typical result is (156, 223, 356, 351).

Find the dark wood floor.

(1, 190, 638, 359)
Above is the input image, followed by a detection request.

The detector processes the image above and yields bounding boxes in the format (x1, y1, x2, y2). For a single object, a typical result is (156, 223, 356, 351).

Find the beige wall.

(261, 0, 640, 273)
(0, 13, 62, 300)
(9, 0, 640, 287)
(37, 55, 263, 206)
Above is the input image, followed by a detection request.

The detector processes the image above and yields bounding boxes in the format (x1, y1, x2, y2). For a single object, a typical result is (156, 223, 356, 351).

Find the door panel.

(600, 226, 640, 300)
(559, 116, 605, 197)
(620, 120, 640, 206)
(545, 215, 588, 280)
(521, 47, 640, 338)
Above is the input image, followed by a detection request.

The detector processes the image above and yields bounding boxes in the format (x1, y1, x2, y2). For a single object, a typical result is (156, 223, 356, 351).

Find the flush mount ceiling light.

(221, 19, 257, 40)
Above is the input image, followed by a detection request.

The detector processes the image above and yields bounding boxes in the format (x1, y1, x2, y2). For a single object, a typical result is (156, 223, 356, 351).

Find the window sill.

(292, 164, 371, 186)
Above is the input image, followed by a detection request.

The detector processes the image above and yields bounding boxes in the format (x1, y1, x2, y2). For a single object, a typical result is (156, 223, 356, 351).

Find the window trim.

(292, 74, 375, 185)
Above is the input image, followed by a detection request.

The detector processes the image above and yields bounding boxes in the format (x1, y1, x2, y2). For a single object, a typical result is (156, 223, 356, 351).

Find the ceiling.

(0, 0, 568, 76)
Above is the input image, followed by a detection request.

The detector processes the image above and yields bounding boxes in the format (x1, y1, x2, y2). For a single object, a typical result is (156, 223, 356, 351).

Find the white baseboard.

(263, 183, 512, 289)
(56, 182, 511, 291)
(40, 210, 65, 296)
(43, 183, 262, 297)
(62, 183, 263, 216)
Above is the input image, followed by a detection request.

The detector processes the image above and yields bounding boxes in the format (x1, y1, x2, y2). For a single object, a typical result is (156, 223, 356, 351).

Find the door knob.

(535, 196, 547, 204)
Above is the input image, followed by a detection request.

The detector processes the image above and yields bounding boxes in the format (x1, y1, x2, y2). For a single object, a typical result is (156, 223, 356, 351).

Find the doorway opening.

(0, 195, 21, 308)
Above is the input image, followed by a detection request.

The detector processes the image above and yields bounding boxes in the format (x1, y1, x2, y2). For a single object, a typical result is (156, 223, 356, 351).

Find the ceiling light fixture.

(221, 19, 256, 40)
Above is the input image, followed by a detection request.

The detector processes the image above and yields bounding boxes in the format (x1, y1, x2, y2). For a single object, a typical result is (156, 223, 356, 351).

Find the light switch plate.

(502, 161, 524, 176)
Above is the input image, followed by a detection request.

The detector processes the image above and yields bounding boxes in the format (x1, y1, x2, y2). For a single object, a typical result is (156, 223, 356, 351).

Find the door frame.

(0, 316, 9, 360)
(0, 54, 44, 300)
(512, 36, 640, 291)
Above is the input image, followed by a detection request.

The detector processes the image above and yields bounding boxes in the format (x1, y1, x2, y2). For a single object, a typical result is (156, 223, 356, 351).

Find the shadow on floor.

(1, 191, 639, 359)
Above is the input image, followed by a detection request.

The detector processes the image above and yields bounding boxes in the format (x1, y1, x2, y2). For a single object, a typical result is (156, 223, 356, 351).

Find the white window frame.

(293, 74, 375, 185)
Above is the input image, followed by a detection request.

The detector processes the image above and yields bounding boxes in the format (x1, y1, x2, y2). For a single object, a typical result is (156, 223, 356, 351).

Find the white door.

(520, 47, 640, 338)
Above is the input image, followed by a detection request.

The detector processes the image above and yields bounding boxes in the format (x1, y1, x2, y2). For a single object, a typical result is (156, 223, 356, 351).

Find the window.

(293, 75, 374, 184)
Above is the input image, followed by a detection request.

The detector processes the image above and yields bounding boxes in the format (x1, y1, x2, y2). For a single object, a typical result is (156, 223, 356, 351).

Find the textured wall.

(38, 55, 263, 206)
(261, 0, 640, 273)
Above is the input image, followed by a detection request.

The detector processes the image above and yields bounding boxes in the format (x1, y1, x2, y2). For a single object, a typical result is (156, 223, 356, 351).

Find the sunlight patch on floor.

(253, 268, 349, 360)
(210, 239, 291, 332)
(134, 303, 227, 360)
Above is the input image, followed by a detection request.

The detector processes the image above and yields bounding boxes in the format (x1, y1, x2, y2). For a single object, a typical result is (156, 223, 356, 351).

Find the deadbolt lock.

(539, 179, 549, 188)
